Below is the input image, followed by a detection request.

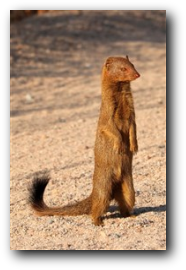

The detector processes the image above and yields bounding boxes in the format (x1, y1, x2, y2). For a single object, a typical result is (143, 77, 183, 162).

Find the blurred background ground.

(10, 10, 166, 250)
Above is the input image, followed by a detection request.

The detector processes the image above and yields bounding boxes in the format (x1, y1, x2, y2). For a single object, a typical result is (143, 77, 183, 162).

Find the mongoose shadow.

(106, 204, 166, 220)
(29, 55, 141, 226)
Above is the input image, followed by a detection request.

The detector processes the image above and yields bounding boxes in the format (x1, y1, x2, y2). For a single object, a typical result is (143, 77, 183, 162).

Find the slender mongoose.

(29, 55, 140, 226)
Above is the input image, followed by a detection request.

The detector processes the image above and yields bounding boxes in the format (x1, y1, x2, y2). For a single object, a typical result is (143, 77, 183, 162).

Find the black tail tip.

(28, 170, 51, 206)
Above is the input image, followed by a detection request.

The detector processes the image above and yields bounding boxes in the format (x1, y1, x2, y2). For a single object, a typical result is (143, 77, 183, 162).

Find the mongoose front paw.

(113, 146, 123, 155)
(130, 144, 138, 153)
(113, 138, 122, 154)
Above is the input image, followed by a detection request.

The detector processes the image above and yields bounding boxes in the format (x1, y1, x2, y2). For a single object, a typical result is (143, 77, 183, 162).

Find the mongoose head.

(103, 56, 140, 82)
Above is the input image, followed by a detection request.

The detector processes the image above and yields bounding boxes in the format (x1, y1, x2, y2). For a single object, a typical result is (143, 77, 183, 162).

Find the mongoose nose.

(135, 73, 140, 78)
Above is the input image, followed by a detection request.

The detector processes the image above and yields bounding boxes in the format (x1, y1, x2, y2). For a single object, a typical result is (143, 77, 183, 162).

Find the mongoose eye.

(121, 67, 127, 72)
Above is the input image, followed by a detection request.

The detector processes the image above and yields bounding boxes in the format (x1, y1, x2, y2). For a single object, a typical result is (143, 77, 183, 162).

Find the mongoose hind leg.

(114, 176, 135, 217)
(91, 183, 112, 226)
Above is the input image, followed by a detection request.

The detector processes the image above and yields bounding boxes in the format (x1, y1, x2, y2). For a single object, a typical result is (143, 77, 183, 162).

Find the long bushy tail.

(28, 171, 92, 216)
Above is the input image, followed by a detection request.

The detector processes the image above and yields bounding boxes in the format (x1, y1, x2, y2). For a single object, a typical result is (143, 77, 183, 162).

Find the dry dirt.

(10, 10, 166, 250)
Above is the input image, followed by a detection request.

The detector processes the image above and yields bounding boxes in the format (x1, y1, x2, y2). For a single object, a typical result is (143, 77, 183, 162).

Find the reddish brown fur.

(29, 56, 140, 226)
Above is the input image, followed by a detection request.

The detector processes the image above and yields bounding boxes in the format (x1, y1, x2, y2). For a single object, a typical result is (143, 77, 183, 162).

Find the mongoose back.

(29, 55, 140, 226)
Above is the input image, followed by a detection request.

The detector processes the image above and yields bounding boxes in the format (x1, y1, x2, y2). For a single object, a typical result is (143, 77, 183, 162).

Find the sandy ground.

(10, 10, 166, 250)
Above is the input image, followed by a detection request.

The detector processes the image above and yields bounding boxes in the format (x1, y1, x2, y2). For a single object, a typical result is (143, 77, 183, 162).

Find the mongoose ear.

(105, 63, 111, 70)
(105, 59, 111, 70)
(126, 55, 129, 60)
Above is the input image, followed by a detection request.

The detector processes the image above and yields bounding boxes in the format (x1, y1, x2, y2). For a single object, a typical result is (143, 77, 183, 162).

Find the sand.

(10, 10, 166, 250)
